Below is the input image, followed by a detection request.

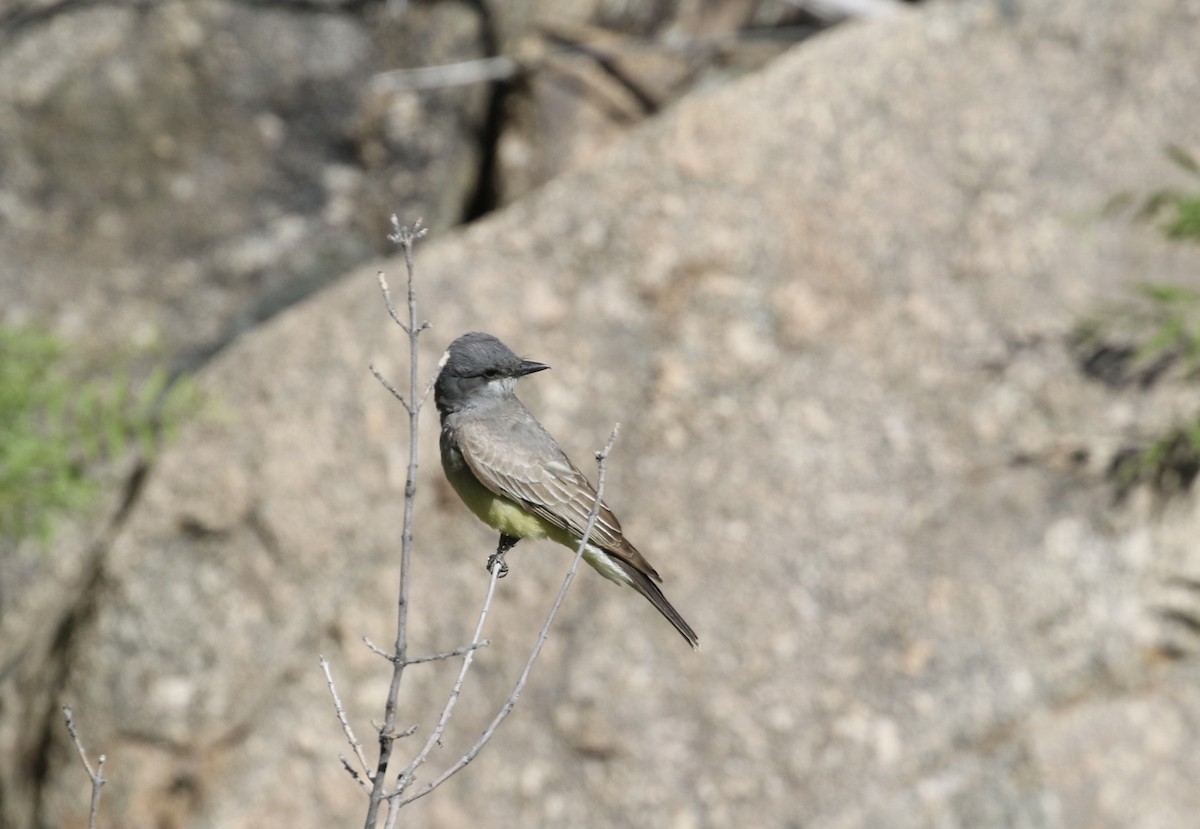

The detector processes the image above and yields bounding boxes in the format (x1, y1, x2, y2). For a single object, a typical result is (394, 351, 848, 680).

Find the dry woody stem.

(361, 217, 429, 829)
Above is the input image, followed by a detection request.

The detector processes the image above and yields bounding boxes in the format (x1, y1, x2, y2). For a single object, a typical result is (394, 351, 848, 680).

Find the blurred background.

(3, 0, 1200, 826)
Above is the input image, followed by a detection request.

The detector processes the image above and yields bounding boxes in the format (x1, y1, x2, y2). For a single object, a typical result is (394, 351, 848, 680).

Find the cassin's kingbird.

(434, 332, 699, 650)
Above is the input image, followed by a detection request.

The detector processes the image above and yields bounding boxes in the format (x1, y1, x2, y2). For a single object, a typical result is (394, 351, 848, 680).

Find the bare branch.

(387, 215, 429, 248)
(393, 558, 505, 795)
(361, 216, 430, 829)
(362, 637, 396, 662)
(381, 796, 400, 829)
(396, 425, 621, 806)
(369, 363, 410, 414)
(376, 271, 411, 336)
(320, 657, 373, 782)
(62, 706, 105, 829)
(404, 641, 492, 665)
(340, 756, 371, 792)
(370, 721, 420, 740)
(362, 636, 488, 666)
(418, 351, 446, 407)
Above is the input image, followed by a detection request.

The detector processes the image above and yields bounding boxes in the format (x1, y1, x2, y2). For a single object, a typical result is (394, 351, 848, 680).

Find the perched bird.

(434, 332, 699, 650)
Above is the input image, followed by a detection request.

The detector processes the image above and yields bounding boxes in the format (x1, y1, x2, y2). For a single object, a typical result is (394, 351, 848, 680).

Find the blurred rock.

(0, 0, 490, 360)
(1034, 680, 1200, 828)
(490, 0, 815, 204)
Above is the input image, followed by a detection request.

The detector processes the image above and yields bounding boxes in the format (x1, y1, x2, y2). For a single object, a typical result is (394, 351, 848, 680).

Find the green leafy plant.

(1109, 422, 1200, 498)
(0, 325, 200, 543)
(1081, 281, 1200, 497)
(1072, 283, 1200, 387)
(1077, 146, 1200, 498)
(1105, 144, 1200, 243)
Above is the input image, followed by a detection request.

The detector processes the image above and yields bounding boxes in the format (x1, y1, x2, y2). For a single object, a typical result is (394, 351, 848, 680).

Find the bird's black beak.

(517, 359, 550, 376)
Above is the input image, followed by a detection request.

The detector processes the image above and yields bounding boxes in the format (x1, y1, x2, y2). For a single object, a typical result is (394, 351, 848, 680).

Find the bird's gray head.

(434, 332, 549, 416)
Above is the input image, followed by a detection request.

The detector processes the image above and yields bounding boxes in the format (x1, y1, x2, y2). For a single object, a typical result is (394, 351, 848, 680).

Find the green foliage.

(0, 325, 201, 544)
(1106, 144, 1200, 243)
(1080, 282, 1200, 496)
(1072, 283, 1200, 386)
(1082, 146, 1200, 498)
(1109, 423, 1200, 499)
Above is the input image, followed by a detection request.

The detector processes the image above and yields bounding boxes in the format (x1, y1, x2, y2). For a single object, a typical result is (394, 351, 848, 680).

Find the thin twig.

(404, 641, 492, 665)
(396, 425, 621, 807)
(362, 637, 397, 662)
(375, 271, 411, 335)
(418, 358, 442, 407)
(369, 363, 410, 414)
(362, 216, 430, 829)
(319, 656, 372, 785)
(362, 636, 489, 665)
(62, 705, 105, 829)
(392, 557, 505, 798)
(370, 722, 420, 740)
(340, 756, 371, 792)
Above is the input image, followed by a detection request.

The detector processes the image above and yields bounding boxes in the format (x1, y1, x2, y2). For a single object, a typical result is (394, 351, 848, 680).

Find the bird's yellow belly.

(445, 455, 551, 540)
(481, 496, 552, 540)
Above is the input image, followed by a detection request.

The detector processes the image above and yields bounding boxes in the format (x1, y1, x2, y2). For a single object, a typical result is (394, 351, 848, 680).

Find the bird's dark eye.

(481, 368, 501, 379)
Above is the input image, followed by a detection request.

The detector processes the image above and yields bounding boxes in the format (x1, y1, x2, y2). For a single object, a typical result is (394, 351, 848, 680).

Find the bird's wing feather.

(455, 410, 661, 579)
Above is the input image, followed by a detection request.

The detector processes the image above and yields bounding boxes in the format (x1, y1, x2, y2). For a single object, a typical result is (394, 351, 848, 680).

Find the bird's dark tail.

(612, 558, 700, 651)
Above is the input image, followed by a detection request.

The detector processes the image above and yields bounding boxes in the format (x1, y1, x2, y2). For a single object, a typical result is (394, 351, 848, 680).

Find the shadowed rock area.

(0, 0, 491, 361)
(6, 0, 1200, 827)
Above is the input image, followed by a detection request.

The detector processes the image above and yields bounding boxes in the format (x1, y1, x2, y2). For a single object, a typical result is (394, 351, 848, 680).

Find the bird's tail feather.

(611, 558, 700, 651)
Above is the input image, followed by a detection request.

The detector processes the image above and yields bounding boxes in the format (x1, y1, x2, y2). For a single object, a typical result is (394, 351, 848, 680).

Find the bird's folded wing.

(455, 416, 628, 551)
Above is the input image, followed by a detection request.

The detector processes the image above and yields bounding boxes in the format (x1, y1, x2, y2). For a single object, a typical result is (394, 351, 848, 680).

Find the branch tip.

(62, 704, 105, 829)
(387, 215, 428, 248)
(362, 636, 399, 662)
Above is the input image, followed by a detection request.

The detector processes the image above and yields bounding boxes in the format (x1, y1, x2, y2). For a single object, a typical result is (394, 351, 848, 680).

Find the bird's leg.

(487, 534, 520, 578)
